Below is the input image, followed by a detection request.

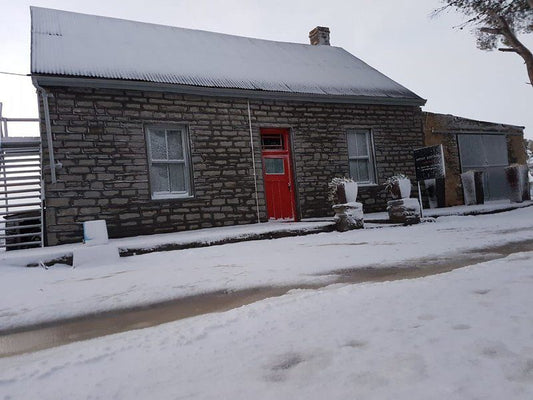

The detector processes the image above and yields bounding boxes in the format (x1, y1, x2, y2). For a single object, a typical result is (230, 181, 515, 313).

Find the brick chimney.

(309, 26, 330, 46)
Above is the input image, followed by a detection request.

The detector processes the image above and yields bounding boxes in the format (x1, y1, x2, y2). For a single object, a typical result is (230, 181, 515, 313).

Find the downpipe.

(34, 83, 58, 183)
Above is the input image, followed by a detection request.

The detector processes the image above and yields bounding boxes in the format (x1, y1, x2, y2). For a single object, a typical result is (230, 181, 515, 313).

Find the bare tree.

(435, 0, 533, 86)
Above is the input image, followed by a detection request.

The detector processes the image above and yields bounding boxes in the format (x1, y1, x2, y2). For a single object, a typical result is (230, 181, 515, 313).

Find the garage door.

(458, 134, 509, 200)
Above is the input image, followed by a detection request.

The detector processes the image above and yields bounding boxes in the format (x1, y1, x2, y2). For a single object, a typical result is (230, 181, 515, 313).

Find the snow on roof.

(31, 7, 424, 102)
(423, 112, 524, 133)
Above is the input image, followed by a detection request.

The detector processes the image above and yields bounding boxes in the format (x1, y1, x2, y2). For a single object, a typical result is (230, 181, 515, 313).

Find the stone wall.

(39, 86, 424, 245)
(422, 113, 464, 206)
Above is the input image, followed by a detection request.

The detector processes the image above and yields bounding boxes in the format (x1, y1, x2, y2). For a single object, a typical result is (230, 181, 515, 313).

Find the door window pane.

(264, 158, 285, 174)
(262, 135, 284, 150)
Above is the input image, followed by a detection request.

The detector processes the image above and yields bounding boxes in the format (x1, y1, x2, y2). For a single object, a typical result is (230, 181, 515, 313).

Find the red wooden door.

(261, 129, 296, 220)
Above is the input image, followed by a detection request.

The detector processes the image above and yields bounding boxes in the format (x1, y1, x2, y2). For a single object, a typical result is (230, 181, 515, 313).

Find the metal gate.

(0, 103, 43, 250)
(0, 147, 43, 250)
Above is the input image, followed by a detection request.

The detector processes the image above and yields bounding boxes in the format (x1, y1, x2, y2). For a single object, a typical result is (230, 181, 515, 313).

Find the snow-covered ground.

(1, 207, 533, 331)
(1, 248, 532, 399)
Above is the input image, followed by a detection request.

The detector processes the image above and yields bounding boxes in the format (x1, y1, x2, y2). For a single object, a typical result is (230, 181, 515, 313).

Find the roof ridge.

(30, 6, 329, 49)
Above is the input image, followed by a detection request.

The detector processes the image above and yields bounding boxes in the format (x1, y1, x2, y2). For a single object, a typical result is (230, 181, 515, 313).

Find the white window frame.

(146, 125, 193, 200)
(346, 129, 377, 185)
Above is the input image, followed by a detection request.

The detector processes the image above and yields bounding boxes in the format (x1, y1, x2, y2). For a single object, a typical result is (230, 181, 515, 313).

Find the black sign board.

(413, 145, 445, 181)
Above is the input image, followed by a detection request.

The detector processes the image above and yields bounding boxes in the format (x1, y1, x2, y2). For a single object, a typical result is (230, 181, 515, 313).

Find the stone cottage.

(31, 7, 426, 245)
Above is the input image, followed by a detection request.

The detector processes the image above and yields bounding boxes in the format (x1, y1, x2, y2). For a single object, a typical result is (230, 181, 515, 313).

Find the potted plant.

(328, 177, 363, 231)
(385, 174, 420, 224)
(328, 177, 358, 205)
(384, 174, 411, 199)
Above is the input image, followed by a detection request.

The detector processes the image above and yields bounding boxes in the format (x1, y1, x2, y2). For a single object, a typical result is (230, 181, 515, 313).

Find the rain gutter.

(33, 75, 427, 107)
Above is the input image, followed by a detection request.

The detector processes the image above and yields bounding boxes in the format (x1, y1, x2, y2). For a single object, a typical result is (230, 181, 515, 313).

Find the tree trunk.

(497, 16, 533, 87)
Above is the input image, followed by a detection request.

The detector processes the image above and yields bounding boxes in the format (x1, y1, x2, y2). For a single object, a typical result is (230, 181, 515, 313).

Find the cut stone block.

(332, 202, 364, 232)
(387, 198, 421, 225)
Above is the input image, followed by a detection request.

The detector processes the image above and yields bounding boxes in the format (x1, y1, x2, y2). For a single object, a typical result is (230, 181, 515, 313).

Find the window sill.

(151, 194, 194, 201)
(357, 183, 379, 188)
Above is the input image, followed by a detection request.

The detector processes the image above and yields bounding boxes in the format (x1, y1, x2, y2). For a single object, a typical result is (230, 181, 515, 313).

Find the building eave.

(32, 75, 427, 107)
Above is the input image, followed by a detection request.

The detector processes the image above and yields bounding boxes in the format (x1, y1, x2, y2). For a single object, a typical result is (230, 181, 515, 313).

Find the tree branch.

(434, 1, 533, 87)
(480, 27, 502, 35)
(496, 16, 533, 86)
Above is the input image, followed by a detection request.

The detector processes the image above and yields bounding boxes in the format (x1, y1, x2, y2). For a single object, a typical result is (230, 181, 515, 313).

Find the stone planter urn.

(385, 175, 420, 225)
(387, 198, 421, 225)
(329, 178, 364, 231)
(332, 203, 364, 231)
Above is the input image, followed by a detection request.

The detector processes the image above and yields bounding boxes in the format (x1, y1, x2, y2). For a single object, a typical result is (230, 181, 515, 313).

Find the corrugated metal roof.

(31, 7, 424, 102)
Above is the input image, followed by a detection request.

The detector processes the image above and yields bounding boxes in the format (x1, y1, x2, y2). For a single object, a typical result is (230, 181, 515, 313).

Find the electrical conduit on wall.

(247, 100, 260, 223)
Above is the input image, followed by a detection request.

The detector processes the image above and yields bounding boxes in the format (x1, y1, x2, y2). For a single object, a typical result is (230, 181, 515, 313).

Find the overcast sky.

(0, 0, 532, 138)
